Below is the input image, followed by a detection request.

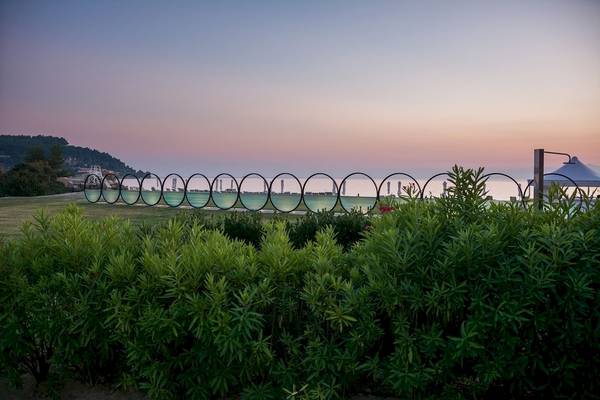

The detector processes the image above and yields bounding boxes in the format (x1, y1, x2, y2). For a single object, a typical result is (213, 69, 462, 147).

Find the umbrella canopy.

(545, 156, 600, 187)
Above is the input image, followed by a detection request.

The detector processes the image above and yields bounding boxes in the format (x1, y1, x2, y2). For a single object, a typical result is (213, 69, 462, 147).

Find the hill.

(0, 134, 144, 176)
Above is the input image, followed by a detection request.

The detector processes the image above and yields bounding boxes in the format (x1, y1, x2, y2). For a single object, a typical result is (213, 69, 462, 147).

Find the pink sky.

(1, 1, 599, 176)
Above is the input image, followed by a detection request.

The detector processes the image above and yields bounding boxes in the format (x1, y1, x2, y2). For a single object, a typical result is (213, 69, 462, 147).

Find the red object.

(378, 205, 395, 214)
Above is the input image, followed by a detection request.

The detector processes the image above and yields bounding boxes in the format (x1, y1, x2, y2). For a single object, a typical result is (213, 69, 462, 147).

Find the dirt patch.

(1, 376, 398, 400)
(0, 376, 144, 400)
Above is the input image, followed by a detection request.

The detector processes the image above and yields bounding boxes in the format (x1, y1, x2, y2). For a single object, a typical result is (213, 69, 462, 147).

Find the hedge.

(1, 167, 598, 399)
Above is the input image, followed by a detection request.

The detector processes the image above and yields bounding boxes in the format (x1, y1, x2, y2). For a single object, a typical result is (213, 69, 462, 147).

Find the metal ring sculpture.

(420, 172, 451, 200)
(83, 174, 102, 203)
(161, 173, 186, 207)
(83, 170, 591, 213)
(377, 172, 422, 200)
(522, 181, 533, 200)
(120, 174, 141, 205)
(185, 173, 212, 208)
(302, 172, 339, 213)
(338, 172, 378, 214)
(238, 173, 269, 211)
(211, 173, 239, 210)
(524, 172, 585, 212)
(140, 173, 163, 206)
(268, 172, 303, 213)
(101, 173, 121, 204)
(481, 172, 527, 208)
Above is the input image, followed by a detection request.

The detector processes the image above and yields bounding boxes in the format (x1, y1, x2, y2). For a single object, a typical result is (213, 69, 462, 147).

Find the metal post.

(534, 148, 544, 209)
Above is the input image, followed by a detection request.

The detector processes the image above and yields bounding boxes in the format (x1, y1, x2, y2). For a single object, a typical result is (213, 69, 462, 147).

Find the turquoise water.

(84, 188, 101, 202)
(212, 192, 238, 209)
(340, 196, 377, 213)
(121, 190, 139, 204)
(239, 193, 268, 210)
(86, 187, 378, 213)
(102, 189, 119, 203)
(141, 190, 161, 205)
(187, 192, 210, 207)
(303, 194, 338, 212)
(163, 191, 185, 207)
(271, 193, 302, 212)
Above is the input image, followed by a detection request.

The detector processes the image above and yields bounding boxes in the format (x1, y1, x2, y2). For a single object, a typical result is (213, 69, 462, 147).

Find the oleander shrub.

(285, 210, 371, 250)
(0, 167, 598, 399)
(183, 209, 371, 251)
(0, 205, 136, 388)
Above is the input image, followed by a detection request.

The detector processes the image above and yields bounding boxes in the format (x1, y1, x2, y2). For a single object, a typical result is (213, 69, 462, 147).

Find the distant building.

(57, 176, 84, 190)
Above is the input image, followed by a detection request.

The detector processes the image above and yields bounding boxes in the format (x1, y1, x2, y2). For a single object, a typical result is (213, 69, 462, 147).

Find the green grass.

(0, 192, 184, 240)
(0, 192, 304, 241)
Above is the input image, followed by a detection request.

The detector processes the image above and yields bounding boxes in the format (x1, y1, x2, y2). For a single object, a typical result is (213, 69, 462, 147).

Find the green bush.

(0, 160, 67, 197)
(1, 168, 598, 399)
(285, 210, 371, 251)
(183, 209, 370, 251)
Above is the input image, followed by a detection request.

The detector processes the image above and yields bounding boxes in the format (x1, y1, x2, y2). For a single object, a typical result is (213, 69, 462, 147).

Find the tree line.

(0, 135, 143, 176)
(0, 145, 68, 197)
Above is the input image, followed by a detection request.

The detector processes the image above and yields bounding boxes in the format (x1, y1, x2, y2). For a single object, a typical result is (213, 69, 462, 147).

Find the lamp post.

(533, 149, 574, 210)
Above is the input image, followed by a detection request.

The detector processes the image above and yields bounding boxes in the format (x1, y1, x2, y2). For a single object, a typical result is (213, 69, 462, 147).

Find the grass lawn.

(0, 192, 366, 240)
(0, 192, 185, 240)
(0, 192, 295, 241)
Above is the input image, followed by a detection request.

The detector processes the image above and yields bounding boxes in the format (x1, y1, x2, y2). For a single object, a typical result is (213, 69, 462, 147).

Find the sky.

(1, 0, 599, 177)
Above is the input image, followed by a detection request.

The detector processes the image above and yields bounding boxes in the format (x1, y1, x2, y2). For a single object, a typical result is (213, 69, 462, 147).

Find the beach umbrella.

(545, 156, 600, 187)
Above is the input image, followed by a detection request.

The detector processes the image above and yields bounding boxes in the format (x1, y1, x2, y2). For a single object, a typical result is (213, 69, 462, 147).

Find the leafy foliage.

(285, 210, 371, 251)
(0, 160, 67, 196)
(1, 168, 599, 399)
(183, 210, 371, 251)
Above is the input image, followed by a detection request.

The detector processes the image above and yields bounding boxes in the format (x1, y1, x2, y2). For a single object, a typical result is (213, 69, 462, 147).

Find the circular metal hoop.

(101, 173, 121, 204)
(211, 173, 239, 210)
(185, 173, 211, 209)
(238, 173, 269, 211)
(547, 172, 583, 211)
(83, 174, 102, 203)
(140, 173, 163, 206)
(302, 172, 339, 213)
(420, 172, 450, 200)
(481, 172, 526, 208)
(377, 172, 422, 200)
(161, 173, 186, 207)
(120, 174, 141, 205)
(268, 172, 303, 213)
(338, 172, 378, 214)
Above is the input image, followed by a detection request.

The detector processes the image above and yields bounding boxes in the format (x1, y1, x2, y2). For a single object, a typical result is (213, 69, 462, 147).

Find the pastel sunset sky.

(1, 0, 599, 177)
